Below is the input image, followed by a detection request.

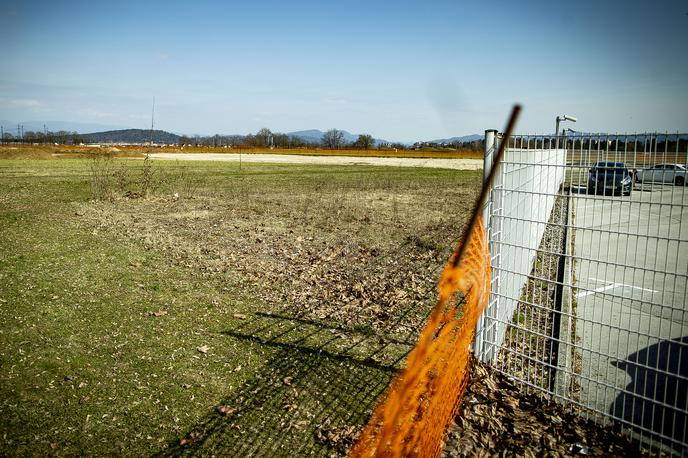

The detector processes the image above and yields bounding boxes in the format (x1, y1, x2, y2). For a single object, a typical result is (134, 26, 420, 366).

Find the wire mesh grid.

(475, 132, 688, 455)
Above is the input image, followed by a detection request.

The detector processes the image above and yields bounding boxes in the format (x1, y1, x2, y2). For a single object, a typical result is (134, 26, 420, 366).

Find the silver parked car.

(635, 163, 687, 186)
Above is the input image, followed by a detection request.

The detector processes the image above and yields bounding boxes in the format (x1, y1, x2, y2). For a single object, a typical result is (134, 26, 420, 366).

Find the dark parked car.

(587, 161, 632, 196)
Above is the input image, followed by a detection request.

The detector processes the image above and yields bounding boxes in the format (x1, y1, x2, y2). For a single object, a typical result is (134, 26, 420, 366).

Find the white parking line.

(588, 277, 616, 284)
(577, 278, 658, 298)
(577, 283, 622, 298)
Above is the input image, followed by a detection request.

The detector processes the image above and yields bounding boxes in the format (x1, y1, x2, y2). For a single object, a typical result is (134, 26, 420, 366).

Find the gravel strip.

(497, 193, 568, 391)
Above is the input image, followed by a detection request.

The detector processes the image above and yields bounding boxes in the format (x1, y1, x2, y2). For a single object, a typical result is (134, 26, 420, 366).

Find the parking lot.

(572, 182, 687, 442)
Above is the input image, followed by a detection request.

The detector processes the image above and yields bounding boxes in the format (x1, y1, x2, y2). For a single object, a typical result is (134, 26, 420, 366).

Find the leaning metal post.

(474, 129, 498, 360)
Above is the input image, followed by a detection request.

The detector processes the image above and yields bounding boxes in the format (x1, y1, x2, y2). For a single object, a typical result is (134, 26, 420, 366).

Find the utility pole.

(44, 124, 47, 143)
(17, 124, 21, 144)
(1, 126, 4, 144)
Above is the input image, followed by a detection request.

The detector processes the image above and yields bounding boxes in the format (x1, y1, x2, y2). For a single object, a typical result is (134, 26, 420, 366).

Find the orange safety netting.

(349, 218, 491, 458)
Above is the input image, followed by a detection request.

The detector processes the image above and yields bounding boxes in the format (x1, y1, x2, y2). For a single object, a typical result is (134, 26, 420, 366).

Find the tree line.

(178, 128, 481, 151)
(1, 129, 84, 145)
(178, 128, 382, 150)
(0, 125, 484, 152)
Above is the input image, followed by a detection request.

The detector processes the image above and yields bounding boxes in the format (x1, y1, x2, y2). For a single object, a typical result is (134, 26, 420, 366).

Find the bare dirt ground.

(147, 152, 483, 170)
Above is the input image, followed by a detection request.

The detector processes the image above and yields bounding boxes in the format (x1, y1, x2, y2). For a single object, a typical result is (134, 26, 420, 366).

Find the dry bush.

(89, 154, 202, 201)
(140, 155, 155, 198)
(89, 154, 116, 201)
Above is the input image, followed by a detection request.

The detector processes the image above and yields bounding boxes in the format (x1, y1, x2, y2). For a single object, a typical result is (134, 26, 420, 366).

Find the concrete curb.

(555, 188, 575, 398)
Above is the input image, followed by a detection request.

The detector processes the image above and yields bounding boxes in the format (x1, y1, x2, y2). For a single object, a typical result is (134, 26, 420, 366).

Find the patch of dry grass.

(0, 144, 144, 160)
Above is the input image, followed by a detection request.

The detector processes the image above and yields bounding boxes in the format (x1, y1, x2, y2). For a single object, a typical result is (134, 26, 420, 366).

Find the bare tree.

(322, 129, 344, 149)
(255, 128, 272, 147)
(354, 134, 373, 150)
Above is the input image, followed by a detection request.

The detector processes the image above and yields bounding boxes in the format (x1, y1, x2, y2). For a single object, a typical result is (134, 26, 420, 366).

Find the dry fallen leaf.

(179, 431, 202, 447)
(149, 310, 168, 317)
(283, 403, 298, 412)
(287, 420, 309, 431)
(215, 405, 236, 416)
(196, 345, 209, 354)
(233, 313, 247, 320)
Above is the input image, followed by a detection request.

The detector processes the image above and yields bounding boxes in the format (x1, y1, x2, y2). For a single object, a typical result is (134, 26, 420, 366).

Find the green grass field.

(0, 157, 480, 455)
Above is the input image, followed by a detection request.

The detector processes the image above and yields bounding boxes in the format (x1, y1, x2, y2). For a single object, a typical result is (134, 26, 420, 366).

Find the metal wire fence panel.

(476, 132, 688, 455)
(478, 139, 566, 363)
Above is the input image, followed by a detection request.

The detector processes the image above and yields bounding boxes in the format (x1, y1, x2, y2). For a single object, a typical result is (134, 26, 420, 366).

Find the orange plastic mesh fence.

(349, 218, 490, 458)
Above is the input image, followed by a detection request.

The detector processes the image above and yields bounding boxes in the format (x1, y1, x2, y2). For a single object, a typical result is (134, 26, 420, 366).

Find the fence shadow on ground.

(158, 312, 413, 457)
(610, 336, 688, 454)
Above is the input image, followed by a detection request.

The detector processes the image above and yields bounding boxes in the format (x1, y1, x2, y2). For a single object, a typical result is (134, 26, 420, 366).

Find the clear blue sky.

(1, 0, 687, 141)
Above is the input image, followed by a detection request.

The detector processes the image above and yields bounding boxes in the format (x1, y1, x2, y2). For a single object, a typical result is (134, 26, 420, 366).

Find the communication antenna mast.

(149, 97, 155, 146)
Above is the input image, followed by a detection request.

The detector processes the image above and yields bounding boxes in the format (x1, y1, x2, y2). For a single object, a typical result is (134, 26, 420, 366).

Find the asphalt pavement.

(571, 182, 687, 446)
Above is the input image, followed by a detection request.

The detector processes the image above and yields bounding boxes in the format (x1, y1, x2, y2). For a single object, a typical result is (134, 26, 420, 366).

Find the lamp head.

(558, 114, 577, 122)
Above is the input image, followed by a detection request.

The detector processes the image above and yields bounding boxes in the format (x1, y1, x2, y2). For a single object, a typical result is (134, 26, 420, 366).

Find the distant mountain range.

(77, 128, 379, 145)
(287, 129, 343, 143)
(427, 134, 483, 144)
(81, 129, 180, 144)
(75, 128, 482, 146)
(0, 119, 484, 145)
(285, 131, 484, 146)
(286, 129, 392, 146)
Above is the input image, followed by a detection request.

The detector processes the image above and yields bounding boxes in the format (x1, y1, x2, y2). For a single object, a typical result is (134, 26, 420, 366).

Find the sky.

(1, 0, 687, 142)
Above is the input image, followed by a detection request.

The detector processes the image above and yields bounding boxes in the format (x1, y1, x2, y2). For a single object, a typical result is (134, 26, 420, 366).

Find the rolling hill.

(80, 129, 180, 144)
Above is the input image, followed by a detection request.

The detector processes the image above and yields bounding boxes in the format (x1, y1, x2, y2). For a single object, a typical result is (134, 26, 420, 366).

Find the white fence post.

(474, 129, 499, 361)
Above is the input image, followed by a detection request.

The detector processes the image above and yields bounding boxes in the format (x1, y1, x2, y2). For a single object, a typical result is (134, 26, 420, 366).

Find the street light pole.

(555, 115, 577, 149)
